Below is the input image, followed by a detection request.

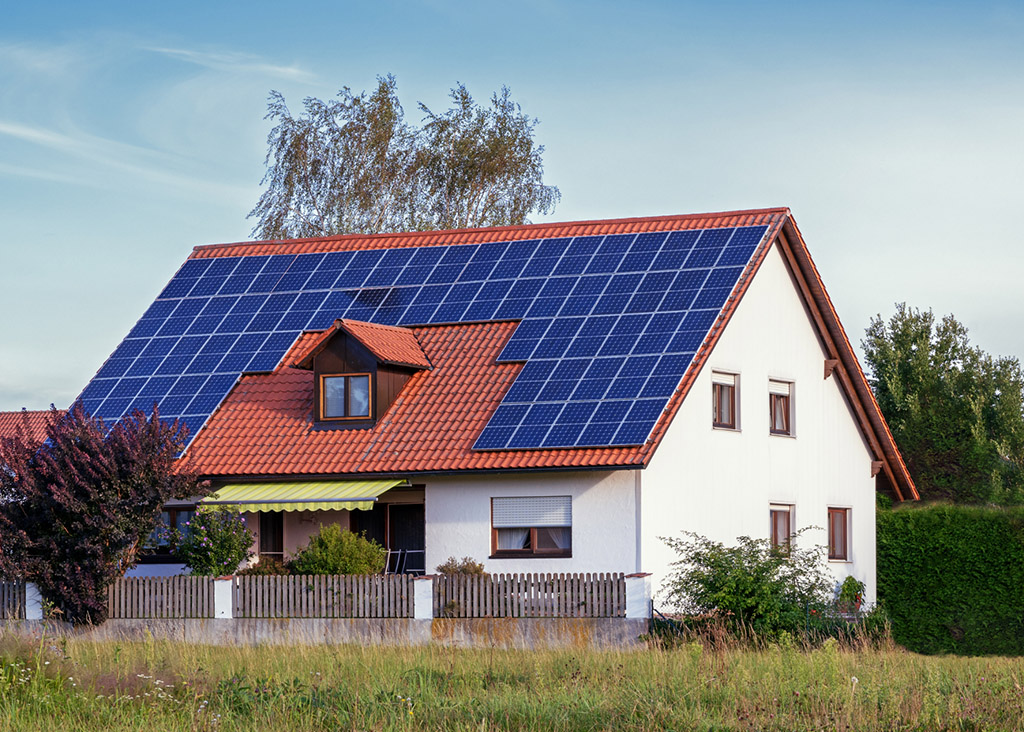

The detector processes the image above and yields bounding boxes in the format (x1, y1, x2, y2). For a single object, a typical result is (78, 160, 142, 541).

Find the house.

(10, 208, 917, 600)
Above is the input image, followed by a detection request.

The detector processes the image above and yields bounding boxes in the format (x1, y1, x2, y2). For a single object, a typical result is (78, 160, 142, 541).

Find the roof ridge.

(190, 208, 791, 257)
(339, 318, 415, 333)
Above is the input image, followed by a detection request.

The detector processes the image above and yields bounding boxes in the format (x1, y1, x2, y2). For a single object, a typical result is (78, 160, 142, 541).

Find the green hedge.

(877, 504, 1024, 655)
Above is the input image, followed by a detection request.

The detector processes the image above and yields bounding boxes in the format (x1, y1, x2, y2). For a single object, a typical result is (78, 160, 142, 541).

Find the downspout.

(634, 469, 643, 573)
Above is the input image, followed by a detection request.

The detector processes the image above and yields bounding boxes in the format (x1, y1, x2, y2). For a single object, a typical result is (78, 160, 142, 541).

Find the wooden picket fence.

(0, 581, 25, 620)
(433, 572, 626, 618)
(233, 575, 414, 619)
(107, 576, 215, 619)
(98, 573, 626, 620)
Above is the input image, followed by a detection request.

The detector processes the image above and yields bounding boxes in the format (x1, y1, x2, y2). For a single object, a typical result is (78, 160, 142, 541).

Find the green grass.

(2, 633, 1024, 730)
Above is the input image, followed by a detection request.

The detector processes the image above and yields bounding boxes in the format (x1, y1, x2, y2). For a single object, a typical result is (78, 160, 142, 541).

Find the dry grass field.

(1, 633, 1022, 730)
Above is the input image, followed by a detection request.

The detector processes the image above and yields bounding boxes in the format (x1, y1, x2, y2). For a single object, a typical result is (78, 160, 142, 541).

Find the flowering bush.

(173, 509, 253, 576)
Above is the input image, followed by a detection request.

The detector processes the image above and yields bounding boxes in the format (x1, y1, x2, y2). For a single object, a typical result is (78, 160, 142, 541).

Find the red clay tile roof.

(189, 322, 650, 476)
(293, 320, 431, 370)
(0, 410, 59, 444)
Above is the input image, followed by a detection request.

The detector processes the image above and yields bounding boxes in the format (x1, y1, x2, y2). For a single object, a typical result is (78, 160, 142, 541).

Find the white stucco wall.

(641, 243, 878, 603)
(424, 470, 639, 575)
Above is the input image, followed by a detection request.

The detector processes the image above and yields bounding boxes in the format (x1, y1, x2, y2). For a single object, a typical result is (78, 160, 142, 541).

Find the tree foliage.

(661, 532, 834, 637)
(863, 304, 1024, 504)
(173, 509, 253, 576)
(0, 405, 201, 624)
(248, 75, 560, 239)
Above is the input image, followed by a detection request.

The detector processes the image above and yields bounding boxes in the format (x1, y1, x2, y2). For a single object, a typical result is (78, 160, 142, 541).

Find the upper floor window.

(321, 374, 371, 419)
(828, 507, 849, 560)
(769, 380, 793, 435)
(712, 371, 738, 429)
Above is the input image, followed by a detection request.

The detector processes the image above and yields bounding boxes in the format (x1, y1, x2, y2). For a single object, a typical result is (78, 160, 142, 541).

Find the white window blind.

(768, 379, 792, 395)
(711, 371, 737, 386)
(492, 496, 571, 528)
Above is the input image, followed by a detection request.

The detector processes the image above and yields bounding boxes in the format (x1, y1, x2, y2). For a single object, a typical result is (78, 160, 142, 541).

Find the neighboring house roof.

(0, 409, 58, 444)
(293, 319, 431, 370)
(73, 208, 917, 500)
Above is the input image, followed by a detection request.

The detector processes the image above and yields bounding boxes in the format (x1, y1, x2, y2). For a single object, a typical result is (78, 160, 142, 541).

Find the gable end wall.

(641, 242, 877, 603)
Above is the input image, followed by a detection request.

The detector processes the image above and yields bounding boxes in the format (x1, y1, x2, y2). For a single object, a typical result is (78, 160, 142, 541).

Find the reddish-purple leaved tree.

(0, 404, 202, 624)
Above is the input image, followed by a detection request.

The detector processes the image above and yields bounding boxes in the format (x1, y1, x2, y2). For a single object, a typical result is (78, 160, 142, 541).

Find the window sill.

(828, 558, 852, 564)
(489, 552, 572, 560)
(712, 425, 741, 433)
(769, 432, 796, 438)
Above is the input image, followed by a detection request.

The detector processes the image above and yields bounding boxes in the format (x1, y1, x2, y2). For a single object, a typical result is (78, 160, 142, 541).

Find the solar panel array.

(76, 224, 768, 449)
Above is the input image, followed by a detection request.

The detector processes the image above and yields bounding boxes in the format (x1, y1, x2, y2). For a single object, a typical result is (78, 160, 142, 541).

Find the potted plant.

(836, 575, 865, 615)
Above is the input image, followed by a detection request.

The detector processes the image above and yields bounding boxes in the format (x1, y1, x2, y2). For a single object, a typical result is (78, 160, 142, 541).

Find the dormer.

(293, 320, 431, 428)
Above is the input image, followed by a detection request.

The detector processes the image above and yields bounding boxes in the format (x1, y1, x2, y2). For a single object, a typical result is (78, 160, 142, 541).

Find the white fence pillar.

(624, 573, 652, 619)
(213, 577, 234, 619)
(24, 582, 43, 621)
(413, 575, 434, 620)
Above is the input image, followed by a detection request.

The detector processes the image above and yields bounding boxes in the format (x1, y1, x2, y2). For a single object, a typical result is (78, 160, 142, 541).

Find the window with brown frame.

(712, 372, 737, 429)
(769, 380, 793, 435)
(491, 496, 572, 558)
(144, 507, 195, 557)
(321, 373, 371, 420)
(770, 504, 793, 550)
(828, 507, 849, 560)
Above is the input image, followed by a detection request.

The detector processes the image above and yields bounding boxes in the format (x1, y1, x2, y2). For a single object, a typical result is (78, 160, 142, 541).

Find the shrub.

(877, 504, 1024, 655)
(662, 531, 833, 637)
(435, 556, 486, 575)
(174, 509, 254, 576)
(290, 524, 386, 575)
(237, 556, 291, 576)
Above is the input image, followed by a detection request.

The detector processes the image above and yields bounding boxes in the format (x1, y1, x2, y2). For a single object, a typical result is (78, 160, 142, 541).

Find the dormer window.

(294, 319, 431, 429)
(322, 374, 371, 419)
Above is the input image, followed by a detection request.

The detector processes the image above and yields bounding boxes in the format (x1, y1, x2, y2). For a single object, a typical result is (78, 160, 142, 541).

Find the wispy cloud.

(0, 161, 88, 187)
(145, 46, 316, 82)
(0, 119, 251, 201)
(0, 41, 82, 75)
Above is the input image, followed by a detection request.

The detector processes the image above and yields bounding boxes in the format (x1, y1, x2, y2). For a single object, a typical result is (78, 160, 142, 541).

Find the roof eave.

(777, 216, 918, 501)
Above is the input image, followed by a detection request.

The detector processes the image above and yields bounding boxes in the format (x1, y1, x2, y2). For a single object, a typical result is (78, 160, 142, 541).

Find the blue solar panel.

(220, 273, 256, 295)
(473, 425, 515, 450)
(578, 422, 618, 445)
(79, 223, 769, 450)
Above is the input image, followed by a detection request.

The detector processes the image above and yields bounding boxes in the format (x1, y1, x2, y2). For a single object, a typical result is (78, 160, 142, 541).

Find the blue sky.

(2, 1, 1022, 410)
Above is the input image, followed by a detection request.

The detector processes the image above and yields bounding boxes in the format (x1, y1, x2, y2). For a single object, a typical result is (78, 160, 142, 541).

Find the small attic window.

(321, 374, 371, 419)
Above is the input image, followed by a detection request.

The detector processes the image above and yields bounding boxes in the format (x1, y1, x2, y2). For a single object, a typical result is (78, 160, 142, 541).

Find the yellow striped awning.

(200, 479, 407, 512)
